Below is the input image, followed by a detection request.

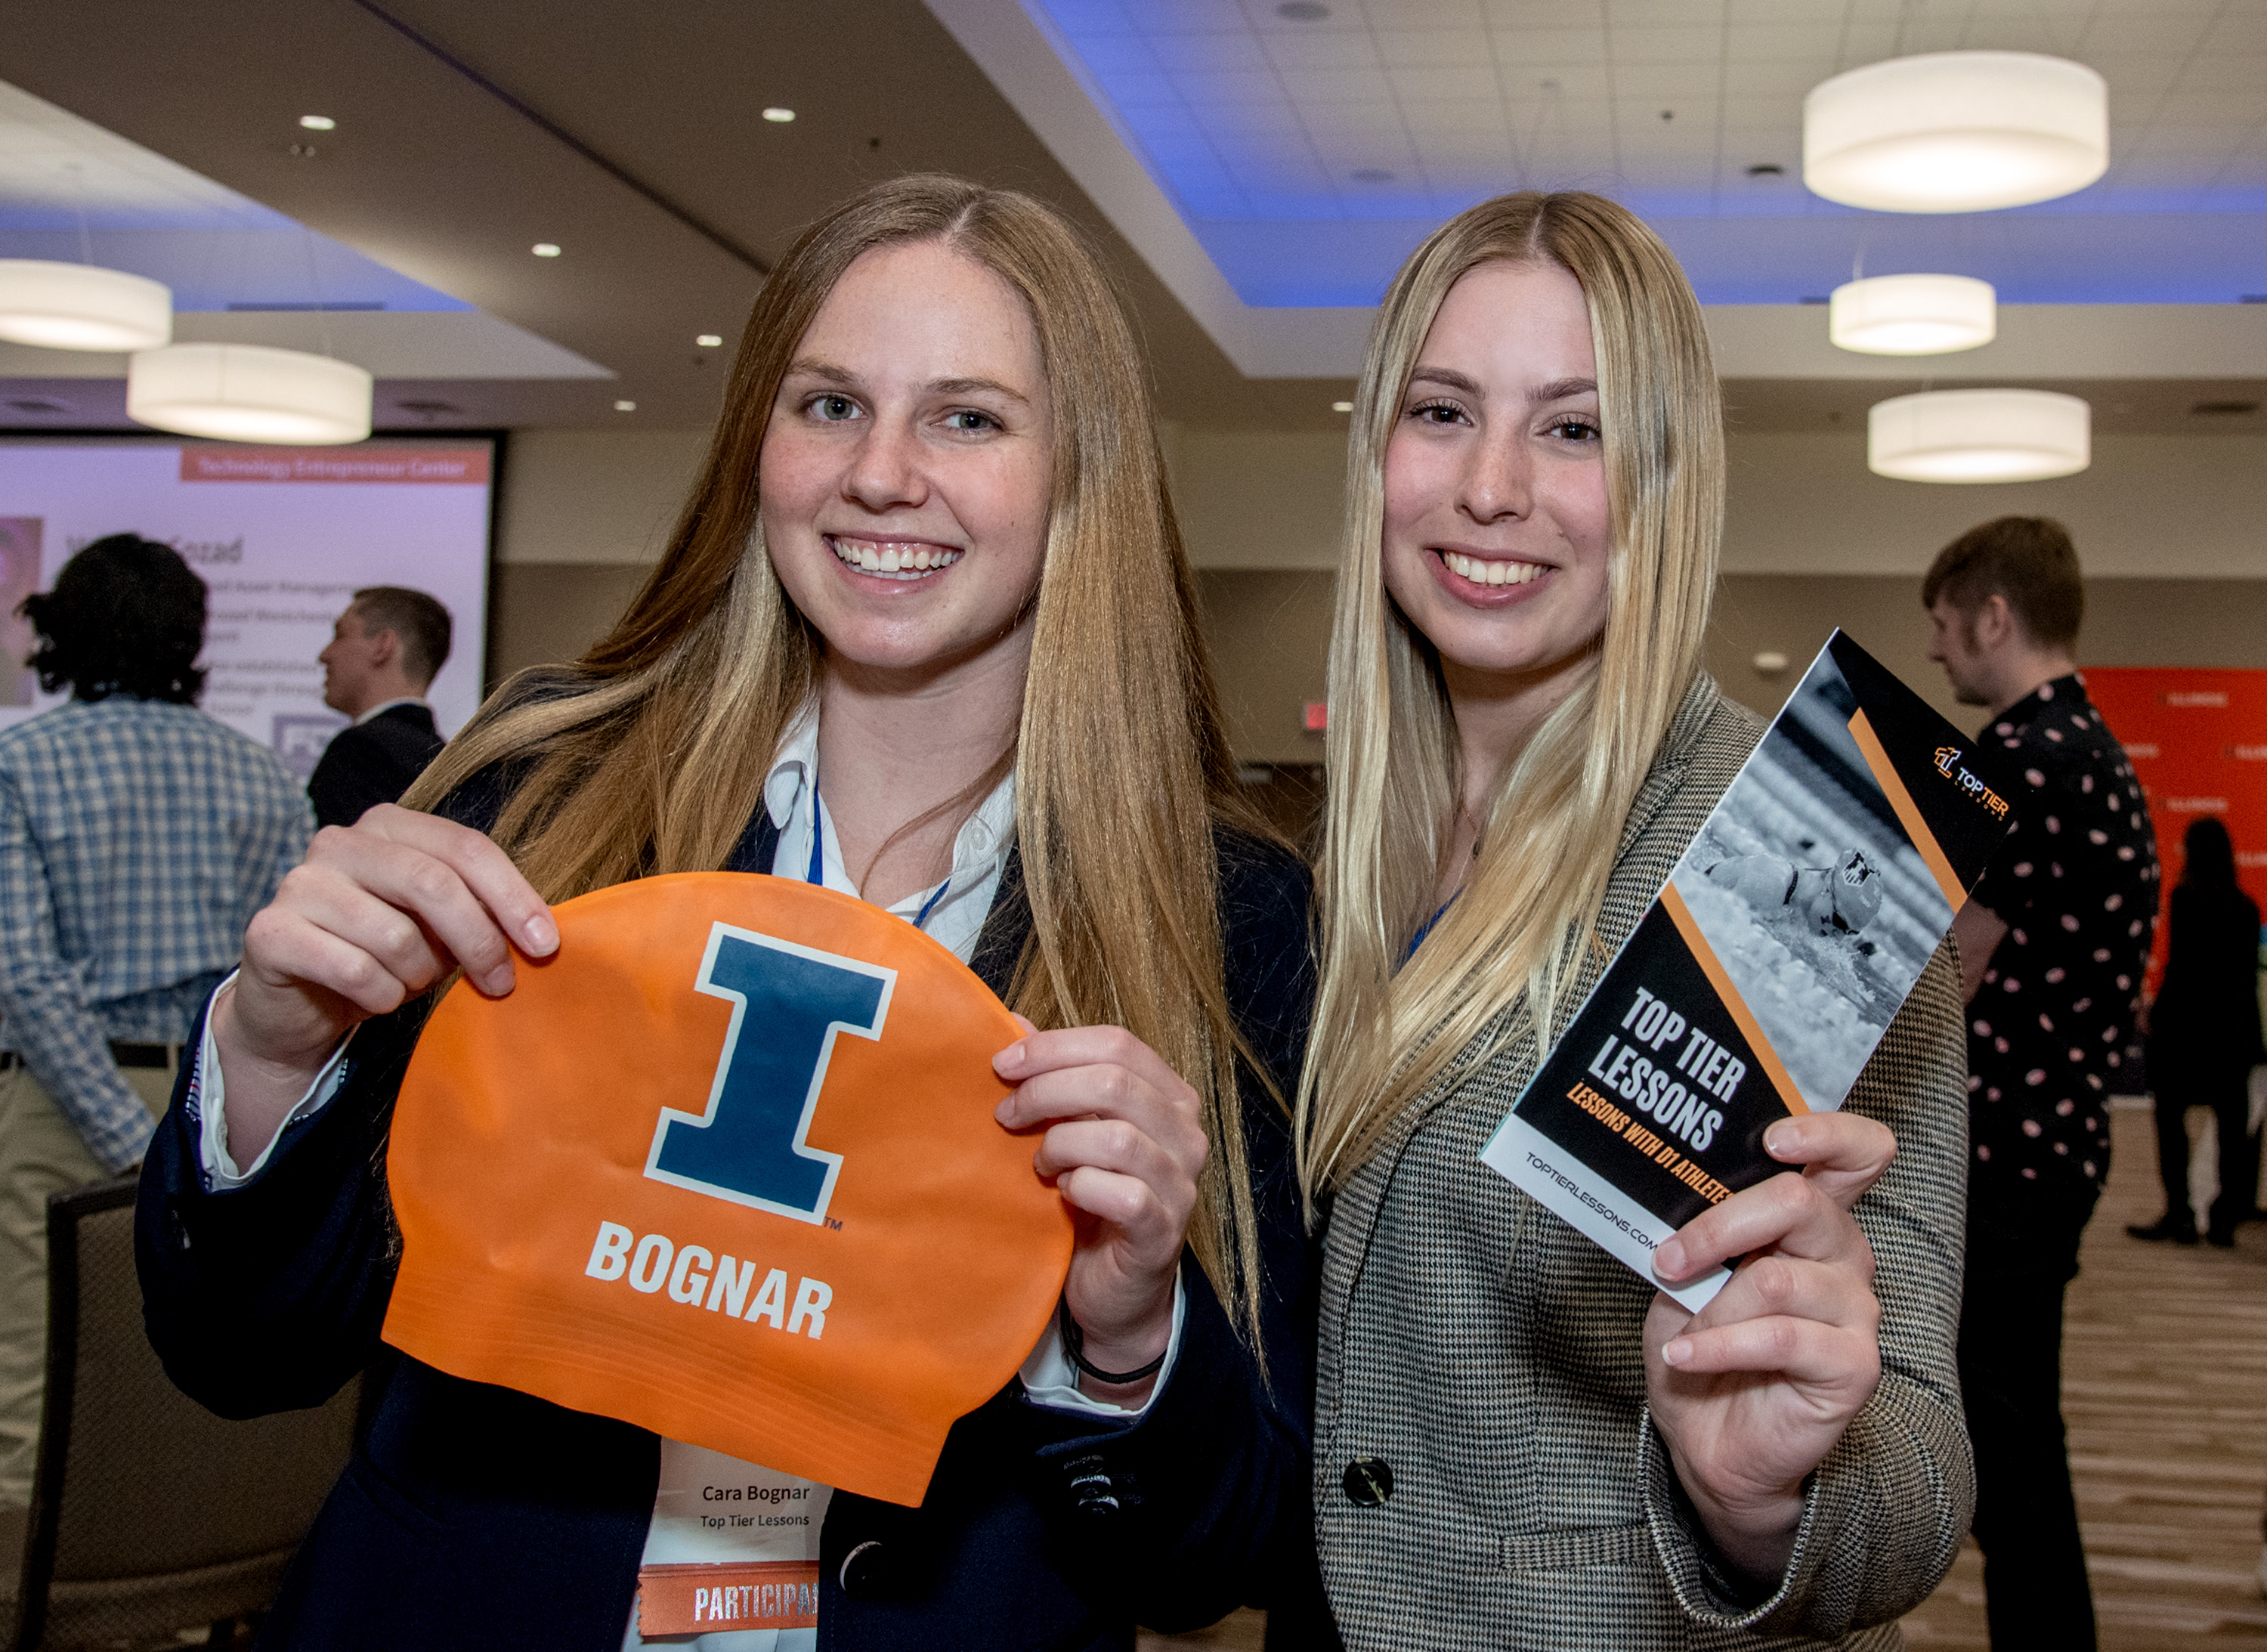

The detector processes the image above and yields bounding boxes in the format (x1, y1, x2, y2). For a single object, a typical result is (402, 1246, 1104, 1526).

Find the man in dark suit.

(308, 586, 451, 829)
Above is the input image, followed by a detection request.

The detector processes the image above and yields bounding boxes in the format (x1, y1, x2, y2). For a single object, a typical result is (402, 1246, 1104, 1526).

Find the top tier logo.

(1933, 747, 2011, 820)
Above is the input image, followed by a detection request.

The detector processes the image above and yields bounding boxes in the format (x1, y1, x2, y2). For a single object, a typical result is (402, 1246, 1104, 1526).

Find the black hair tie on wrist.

(1059, 1307, 1166, 1385)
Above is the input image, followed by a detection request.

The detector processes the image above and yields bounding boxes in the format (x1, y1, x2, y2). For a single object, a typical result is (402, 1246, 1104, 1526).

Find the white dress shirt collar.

(762, 699, 1018, 966)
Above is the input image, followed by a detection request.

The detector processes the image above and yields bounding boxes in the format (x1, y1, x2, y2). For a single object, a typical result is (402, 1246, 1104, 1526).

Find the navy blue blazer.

(137, 787, 1316, 1652)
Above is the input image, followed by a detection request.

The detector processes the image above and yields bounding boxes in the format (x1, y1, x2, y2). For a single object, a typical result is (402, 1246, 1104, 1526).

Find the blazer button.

(1065, 1453, 1121, 1516)
(839, 1539, 886, 1596)
(1342, 1457, 1394, 1507)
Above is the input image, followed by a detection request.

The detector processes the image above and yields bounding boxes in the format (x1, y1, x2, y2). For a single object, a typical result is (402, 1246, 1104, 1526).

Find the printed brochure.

(1480, 632, 2012, 1307)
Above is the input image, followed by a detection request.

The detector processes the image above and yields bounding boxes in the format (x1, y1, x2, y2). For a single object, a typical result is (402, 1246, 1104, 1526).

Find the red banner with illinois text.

(2080, 668, 2267, 997)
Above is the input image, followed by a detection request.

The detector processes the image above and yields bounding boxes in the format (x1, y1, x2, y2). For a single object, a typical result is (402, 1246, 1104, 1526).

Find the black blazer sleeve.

(135, 770, 506, 1417)
(1010, 834, 1318, 1632)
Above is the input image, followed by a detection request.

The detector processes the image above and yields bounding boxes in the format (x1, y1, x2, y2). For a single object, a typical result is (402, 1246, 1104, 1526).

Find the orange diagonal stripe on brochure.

(1846, 708, 1967, 911)
(1656, 881, 1811, 1116)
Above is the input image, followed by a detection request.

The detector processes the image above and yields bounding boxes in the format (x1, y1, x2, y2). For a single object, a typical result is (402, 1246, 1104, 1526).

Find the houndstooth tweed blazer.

(1313, 673, 1975, 1650)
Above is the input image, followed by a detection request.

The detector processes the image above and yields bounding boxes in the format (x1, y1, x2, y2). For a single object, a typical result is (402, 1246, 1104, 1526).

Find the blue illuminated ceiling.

(0, 79, 471, 313)
(1025, 0, 2267, 308)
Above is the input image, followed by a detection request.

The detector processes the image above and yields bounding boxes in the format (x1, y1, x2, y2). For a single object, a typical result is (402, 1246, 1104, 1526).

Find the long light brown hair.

(1298, 191, 1724, 1203)
(410, 175, 1272, 1338)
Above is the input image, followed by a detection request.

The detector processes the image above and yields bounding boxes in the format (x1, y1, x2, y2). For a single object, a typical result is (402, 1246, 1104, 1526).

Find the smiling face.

(759, 239, 1055, 684)
(1381, 260, 1612, 698)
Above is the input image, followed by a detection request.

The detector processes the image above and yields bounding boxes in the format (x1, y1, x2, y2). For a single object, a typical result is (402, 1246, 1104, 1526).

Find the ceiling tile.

(1260, 29, 1385, 70)
(2200, 11, 2267, 51)
(1095, 70, 1186, 108)
(1725, 22, 1851, 61)
(1607, 0, 1719, 26)
(2175, 56, 2267, 93)
(1403, 98, 1514, 135)
(1128, 0, 1249, 32)
(1481, 0, 1607, 26)
(1721, 59, 1821, 97)
(1275, 65, 1396, 101)
(1172, 67, 1284, 104)
(2080, 17, 2216, 54)
(1148, 29, 1272, 72)
(1725, 0, 1850, 20)
(1389, 63, 1502, 101)
(1378, 29, 1493, 67)
(1355, 0, 1488, 27)
(1608, 25, 1725, 63)
(1610, 63, 1725, 102)
(1491, 26, 1608, 65)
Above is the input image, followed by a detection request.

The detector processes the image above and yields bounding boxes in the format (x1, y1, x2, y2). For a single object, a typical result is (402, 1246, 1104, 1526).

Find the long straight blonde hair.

(1297, 191, 1724, 1202)
(409, 175, 1271, 1338)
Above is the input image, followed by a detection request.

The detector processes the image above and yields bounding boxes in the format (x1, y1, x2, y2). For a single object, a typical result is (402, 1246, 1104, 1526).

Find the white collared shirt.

(760, 699, 1016, 964)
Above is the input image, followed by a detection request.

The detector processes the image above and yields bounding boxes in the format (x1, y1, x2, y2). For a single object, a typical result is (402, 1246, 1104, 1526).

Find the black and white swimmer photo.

(1668, 649, 1956, 1112)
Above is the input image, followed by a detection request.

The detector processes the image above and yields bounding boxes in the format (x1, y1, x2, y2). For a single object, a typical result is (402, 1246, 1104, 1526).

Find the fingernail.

(1662, 1338, 1693, 1368)
(484, 967, 515, 996)
(1764, 1119, 1799, 1158)
(1653, 1237, 1687, 1279)
(994, 1097, 1014, 1125)
(994, 1041, 1027, 1076)
(524, 913, 558, 954)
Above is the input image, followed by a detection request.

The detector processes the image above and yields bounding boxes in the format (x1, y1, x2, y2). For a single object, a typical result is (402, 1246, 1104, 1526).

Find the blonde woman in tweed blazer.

(1296, 191, 1973, 1649)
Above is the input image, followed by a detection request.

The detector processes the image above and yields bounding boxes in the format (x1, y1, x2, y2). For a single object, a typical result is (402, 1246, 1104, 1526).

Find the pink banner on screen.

(179, 447, 491, 484)
(2083, 667, 2267, 997)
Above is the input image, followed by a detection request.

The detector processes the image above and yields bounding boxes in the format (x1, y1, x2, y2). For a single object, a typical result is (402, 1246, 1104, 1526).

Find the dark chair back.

(6, 1178, 355, 1649)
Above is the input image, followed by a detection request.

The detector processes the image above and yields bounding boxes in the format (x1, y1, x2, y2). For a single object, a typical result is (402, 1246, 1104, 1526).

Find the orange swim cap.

(382, 872, 1074, 1505)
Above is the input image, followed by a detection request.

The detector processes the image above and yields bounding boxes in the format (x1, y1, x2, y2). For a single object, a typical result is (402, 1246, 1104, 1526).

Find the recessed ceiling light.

(532, 243, 561, 258)
(1745, 162, 1784, 177)
(1276, 2, 1330, 17)
(1350, 169, 1394, 184)
(299, 115, 336, 131)
(614, 400, 638, 413)
(1331, 401, 1354, 413)
(695, 333, 723, 347)
(762, 107, 796, 123)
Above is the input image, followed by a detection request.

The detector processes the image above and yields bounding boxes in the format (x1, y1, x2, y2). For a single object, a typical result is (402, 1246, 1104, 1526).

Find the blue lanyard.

(1403, 893, 1458, 964)
(806, 781, 951, 933)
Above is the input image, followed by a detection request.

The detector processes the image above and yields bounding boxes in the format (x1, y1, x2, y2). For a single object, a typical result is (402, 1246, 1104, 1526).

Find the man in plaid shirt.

(0, 534, 309, 1509)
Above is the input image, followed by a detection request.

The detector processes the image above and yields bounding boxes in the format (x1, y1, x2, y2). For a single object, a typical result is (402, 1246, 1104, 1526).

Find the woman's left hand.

(994, 1018, 1208, 1396)
(1643, 1109, 1897, 1585)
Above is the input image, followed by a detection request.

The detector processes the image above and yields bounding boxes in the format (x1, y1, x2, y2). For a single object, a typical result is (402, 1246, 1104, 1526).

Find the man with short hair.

(308, 585, 452, 829)
(0, 534, 309, 1508)
(1924, 514, 2158, 1651)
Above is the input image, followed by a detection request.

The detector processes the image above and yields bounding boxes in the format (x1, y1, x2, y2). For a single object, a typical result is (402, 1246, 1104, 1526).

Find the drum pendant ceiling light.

(1805, 51, 2108, 212)
(127, 342, 373, 445)
(1830, 274, 1996, 355)
(1868, 388, 2089, 484)
(0, 258, 172, 351)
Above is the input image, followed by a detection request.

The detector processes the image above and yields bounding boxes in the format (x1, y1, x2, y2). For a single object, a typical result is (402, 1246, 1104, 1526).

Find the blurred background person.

(1925, 513, 2159, 1651)
(2131, 816, 2262, 1248)
(309, 584, 451, 830)
(0, 533, 309, 1513)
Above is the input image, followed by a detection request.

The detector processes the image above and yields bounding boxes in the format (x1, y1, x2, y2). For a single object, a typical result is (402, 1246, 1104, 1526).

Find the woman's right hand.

(215, 804, 558, 1161)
